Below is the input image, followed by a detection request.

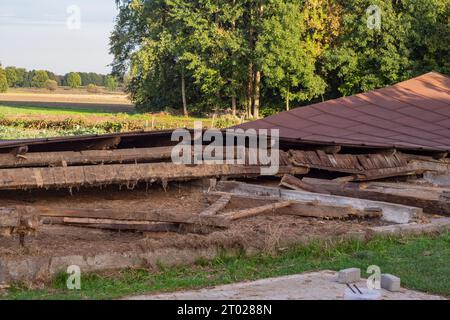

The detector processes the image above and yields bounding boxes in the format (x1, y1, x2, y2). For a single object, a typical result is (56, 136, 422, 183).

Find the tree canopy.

(111, 0, 449, 117)
(31, 70, 49, 88)
(66, 72, 82, 88)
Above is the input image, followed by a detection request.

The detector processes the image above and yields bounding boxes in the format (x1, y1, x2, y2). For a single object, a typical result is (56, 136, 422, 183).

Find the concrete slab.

(126, 271, 446, 300)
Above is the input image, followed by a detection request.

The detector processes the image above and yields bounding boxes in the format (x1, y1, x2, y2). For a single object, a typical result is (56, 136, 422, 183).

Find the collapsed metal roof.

(237, 72, 450, 152)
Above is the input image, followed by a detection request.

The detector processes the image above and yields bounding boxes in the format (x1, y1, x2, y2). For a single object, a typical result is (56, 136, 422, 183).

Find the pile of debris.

(0, 130, 450, 245)
(1, 72, 449, 246)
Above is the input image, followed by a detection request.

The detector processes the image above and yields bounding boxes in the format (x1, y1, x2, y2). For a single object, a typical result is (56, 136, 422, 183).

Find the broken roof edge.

(0, 128, 448, 154)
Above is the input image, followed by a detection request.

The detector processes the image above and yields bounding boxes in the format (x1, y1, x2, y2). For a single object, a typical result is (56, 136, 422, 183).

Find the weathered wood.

(214, 181, 421, 224)
(302, 178, 450, 217)
(200, 195, 231, 216)
(280, 174, 331, 194)
(43, 217, 181, 232)
(34, 206, 229, 228)
(220, 201, 293, 220)
(0, 146, 176, 168)
(0, 162, 302, 191)
(0, 206, 39, 240)
(210, 192, 382, 220)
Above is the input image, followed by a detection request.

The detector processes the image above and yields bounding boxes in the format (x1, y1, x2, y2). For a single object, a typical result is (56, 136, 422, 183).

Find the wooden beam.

(280, 174, 331, 194)
(200, 194, 231, 216)
(32, 205, 229, 228)
(43, 217, 181, 233)
(211, 193, 382, 220)
(0, 146, 176, 168)
(0, 163, 303, 191)
(214, 181, 421, 224)
(220, 201, 293, 220)
(302, 178, 450, 217)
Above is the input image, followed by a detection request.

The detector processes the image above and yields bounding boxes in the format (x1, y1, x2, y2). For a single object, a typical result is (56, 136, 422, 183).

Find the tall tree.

(257, 0, 327, 111)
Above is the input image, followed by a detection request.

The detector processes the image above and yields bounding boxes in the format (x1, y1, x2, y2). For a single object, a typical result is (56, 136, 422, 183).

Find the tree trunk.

(231, 96, 237, 117)
(181, 67, 188, 116)
(286, 86, 290, 111)
(246, 64, 254, 118)
(253, 70, 261, 119)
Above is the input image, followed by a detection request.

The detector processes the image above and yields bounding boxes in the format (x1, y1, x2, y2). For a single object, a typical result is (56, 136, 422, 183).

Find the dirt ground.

(0, 182, 390, 263)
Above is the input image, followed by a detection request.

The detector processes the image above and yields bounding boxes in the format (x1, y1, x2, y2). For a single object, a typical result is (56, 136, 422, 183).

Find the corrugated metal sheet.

(237, 72, 450, 152)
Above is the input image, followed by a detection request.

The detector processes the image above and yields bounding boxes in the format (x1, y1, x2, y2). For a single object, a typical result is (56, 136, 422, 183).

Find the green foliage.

(257, 0, 326, 110)
(31, 70, 49, 88)
(45, 79, 58, 91)
(111, 0, 449, 117)
(0, 68, 8, 92)
(105, 75, 118, 91)
(66, 72, 82, 88)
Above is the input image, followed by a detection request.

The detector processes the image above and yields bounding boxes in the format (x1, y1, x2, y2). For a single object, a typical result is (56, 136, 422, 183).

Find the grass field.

(4, 232, 450, 300)
(0, 104, 241, 139)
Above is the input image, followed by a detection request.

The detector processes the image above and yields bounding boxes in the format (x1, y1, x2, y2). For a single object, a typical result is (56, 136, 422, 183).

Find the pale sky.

(0, 0, 118, 74)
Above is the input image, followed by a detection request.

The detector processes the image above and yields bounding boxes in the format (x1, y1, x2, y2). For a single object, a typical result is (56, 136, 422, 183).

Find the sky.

(0, 0, 118, 75)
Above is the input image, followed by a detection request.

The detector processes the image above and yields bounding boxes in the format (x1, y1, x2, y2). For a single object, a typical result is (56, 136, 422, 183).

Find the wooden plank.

(211, 193, 382, 219)
(302, 178, 450, 217)
(33, 206, 229, 228)
(214, 181, 421, 224)
(200, 195, 231, 216)
(220, 201, 293, 220)
(43, 217, 181, 232)
(0, 146, 176, 168)
(0, 162, 303, 191)
(280, 174, 331, 194)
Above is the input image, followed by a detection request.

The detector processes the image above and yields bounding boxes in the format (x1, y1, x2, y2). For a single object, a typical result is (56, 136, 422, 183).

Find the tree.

(321, 0, 412, 96)
(31, 70, 49, 88)
(403, 0, 450, 75)
(110, 0, 450, 117)
(105, 75, 118, 91)
(257, 0, 326, 111)
(66, 72, 82, 88)
(0, 67, 8, 92)
(45, 79, 58, 91)
(5, 67, 18, 87)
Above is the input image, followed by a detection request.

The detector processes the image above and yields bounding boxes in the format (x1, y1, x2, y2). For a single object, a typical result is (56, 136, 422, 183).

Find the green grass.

(3, 232, 450, 300)
(0, 104, 241, 139)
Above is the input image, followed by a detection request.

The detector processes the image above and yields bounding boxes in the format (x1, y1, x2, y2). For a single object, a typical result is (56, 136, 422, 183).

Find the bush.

(0, 68, 8, 93)
(45, 79, 58, 91)
(86, 83, 100, 93)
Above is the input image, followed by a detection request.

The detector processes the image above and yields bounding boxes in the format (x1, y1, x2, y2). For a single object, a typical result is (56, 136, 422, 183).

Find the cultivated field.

(0, 87, 133, 113)
(0, 90, 241, 139)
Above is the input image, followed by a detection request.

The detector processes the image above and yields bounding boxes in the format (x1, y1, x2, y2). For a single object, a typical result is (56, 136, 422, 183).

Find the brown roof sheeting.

(237, 72, 450, 151)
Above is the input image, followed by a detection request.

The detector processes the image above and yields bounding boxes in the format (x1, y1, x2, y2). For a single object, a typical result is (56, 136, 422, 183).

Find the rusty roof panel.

(236, 72, 450, 152)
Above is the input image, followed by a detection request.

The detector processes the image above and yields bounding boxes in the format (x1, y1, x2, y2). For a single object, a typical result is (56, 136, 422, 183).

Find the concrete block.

(381, 274, 401, 292)
(337, 268, 361, 284)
